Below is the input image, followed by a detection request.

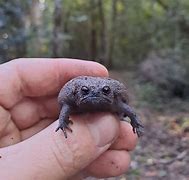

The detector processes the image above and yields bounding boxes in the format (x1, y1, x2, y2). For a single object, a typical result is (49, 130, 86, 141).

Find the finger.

(0, 106, 21, 147)
(85, 150, 131, 178)
(10, 96, 59, 130)
(0, 113, 119, 180)
(0, 58, 108, 109)
(111, 121, 138, 151)
(21, 118, 54, 140)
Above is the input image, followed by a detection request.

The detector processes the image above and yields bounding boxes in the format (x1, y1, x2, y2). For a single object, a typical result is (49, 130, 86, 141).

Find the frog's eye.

(81, 86, 90, 94)
(102, 86, 111, 94)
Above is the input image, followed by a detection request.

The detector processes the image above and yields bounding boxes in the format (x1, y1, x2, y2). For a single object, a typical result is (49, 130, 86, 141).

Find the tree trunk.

(89, 0, 97, 61)
(106, 0, 118, 69)
(52, 0, 63, 57)
(30, 0, 43, 55)
(98, 0, 107, 65)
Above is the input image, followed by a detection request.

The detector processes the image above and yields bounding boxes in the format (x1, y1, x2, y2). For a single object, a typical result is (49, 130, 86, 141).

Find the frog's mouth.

(80, 96, 112, 104)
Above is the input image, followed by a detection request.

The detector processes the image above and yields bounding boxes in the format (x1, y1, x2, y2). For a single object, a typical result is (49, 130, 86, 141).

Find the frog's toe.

(55, 121, 72, 138)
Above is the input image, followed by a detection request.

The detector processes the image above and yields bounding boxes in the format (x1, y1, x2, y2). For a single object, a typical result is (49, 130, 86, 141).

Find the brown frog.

(56, 76, 143, 138)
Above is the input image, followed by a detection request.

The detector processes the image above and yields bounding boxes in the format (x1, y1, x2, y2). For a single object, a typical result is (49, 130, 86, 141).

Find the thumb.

(0, 113, 119, 180)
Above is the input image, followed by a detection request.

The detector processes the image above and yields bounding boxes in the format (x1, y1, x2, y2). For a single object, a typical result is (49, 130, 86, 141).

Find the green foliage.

(0, 0, 29, 63)
(111, 0, 189, 67)
(137, 49, 189, 110)
(140, 51, 189, 98)
(136, 82, 166, 110)
(1, 0, 189, 72)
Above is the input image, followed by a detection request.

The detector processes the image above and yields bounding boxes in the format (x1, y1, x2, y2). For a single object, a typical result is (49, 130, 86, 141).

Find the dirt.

(127, 111, 189, 180)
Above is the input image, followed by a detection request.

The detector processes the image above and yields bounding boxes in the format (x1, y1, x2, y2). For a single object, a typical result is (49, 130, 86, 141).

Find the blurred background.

(0, 0, 189, 179)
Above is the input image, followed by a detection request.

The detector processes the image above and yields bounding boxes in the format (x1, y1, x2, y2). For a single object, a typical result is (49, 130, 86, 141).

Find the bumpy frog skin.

(56, 76, 143, 138)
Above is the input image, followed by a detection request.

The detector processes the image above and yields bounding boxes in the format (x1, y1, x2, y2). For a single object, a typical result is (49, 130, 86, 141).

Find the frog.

(56, 76, 143, 138)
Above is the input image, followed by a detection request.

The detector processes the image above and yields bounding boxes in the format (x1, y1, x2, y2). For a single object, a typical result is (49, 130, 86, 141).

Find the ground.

(87, 71, 189, 180)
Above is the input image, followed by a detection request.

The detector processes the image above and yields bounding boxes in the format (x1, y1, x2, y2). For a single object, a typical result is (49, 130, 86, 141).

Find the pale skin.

(0, 58, 138, 179)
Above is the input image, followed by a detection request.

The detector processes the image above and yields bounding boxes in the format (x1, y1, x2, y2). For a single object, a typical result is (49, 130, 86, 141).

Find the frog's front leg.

(118, 103, 144, 137)
(55, 104, 72, 138)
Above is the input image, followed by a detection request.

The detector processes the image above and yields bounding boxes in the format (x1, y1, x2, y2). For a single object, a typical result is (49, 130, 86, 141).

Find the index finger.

(0, 58, 108, 108)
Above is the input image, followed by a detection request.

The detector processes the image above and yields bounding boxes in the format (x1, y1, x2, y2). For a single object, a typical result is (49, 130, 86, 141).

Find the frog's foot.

(131, 118, 144, 137)
(55, 120, 73, 138)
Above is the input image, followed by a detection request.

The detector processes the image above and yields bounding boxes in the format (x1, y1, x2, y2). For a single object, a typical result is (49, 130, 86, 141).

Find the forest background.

(0, 0, 189, 179)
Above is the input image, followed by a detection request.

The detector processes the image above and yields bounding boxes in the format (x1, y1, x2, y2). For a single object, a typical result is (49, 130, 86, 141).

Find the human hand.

(0, 58, 137, 179)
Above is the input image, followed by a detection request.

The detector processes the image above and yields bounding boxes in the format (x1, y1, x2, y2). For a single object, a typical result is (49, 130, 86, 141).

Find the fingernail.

(87, 113, 119, 147)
